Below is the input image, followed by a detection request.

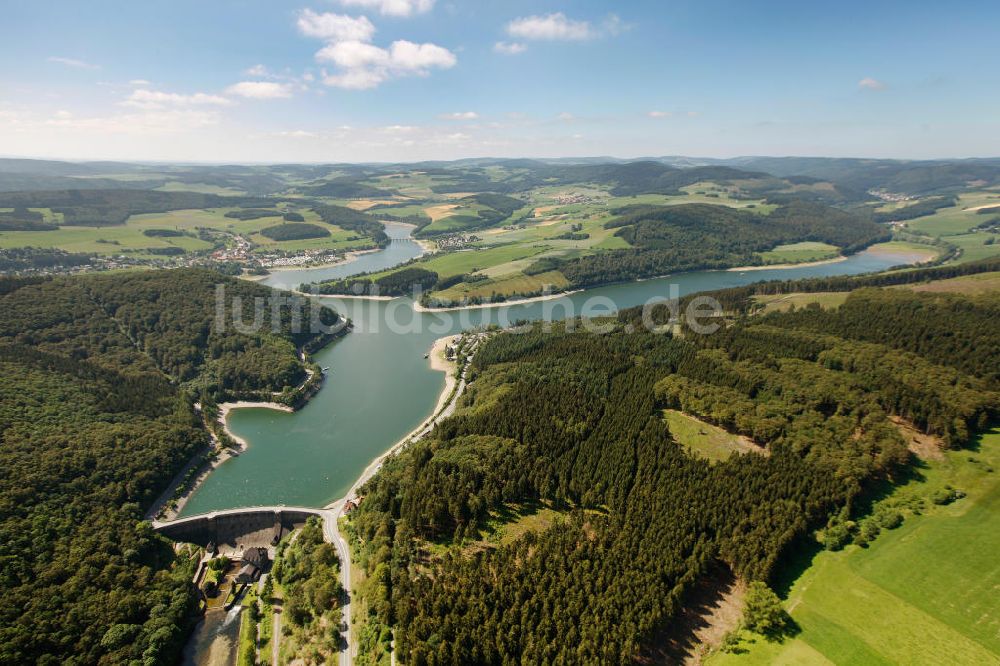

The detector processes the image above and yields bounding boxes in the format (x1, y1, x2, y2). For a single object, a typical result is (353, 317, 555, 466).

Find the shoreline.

(325, 333, 462, 510)
(314, 293, 395, 301)
(217, 401, 294, 448)
(727, 255, 848, 272)
(240, 248, 382, 281)
(148, 400, 296, 522)
(413, 289, 583, 312)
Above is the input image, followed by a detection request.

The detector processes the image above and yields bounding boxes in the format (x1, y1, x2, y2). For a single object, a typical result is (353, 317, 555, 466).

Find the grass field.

(866, 240, 941, 261)
(155, 181, 246, 195)
(664, 409, 763, 461)
(708, 427, 1000, 665)
(758, 242, 840, 265)
(948, 232, 1000, 263)
(405, 243, 553, 279)
(905, 191, 1000, 237)
(896, 271, 1000, 295)
(434, 270, 569, 301)
(752, 292, 850, 314)
(0, 205, 373, 257)
(0, 222, 213, 256)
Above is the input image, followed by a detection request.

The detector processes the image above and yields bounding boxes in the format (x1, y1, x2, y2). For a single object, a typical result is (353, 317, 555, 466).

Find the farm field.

(757, 241, 840, 264)
(752, 292, 849, 314)
(434, 270, 569, 301)
(864, 240, 941, 261)
(947, 232, 1000, 264)
(155, 181, 246, 195)
(0, 205, 373, 257)
(895, 270, 1000, 295)
(709, 427, 1000, 666)
(905, 191, 1000, 237)
(0, 221, 213, 256)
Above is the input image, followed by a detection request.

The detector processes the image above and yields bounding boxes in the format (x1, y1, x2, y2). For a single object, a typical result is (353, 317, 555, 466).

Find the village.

(433, 232, 482, 251)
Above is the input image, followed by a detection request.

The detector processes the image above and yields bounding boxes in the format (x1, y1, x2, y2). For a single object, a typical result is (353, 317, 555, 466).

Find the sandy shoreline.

(315, 293, 395, 301)
(428, 334, 461, 415)
(727, 256, 848, 272)
(217, 401, 293, 447)
(413, 289, 582, 312)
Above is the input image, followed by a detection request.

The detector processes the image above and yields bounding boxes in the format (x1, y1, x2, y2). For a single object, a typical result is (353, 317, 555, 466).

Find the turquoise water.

(178, 235, 916, 515)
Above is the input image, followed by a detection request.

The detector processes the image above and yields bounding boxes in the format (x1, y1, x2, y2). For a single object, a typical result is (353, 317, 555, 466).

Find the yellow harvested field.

(345, 199, 398, 211)
(424, 204, 459, 222)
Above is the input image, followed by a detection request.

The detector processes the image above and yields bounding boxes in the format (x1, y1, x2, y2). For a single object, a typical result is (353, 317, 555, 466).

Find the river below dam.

(178, 223, 925, 515)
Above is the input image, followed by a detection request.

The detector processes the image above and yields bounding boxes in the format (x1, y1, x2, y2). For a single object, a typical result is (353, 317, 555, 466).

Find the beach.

(412, 289, 582, 312)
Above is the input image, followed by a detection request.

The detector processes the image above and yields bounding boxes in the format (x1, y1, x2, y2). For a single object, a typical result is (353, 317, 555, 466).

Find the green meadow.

(709, 427, 1000, 665)
(0, 205, 372, 257)
(758, 241, 841, 264)
(906, 191, 1000, 237)
(664, 409, 760, 462)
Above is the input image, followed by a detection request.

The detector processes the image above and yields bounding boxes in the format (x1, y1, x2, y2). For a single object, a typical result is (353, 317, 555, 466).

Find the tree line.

(345, 284, 997, 665)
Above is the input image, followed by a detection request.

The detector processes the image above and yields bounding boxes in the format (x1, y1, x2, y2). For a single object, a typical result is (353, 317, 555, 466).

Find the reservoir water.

(178, 224, 923, 515)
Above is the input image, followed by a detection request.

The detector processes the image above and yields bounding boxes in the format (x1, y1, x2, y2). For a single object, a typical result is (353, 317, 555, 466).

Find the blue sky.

(1, 0, 998, 162)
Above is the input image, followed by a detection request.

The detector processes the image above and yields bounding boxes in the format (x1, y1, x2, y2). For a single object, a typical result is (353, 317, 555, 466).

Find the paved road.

(320, 502, 353, 666)
(325, 349, 474, 666)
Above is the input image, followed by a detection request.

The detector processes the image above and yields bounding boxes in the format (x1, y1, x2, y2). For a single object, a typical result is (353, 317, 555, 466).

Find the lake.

(178, 227, 920, 515)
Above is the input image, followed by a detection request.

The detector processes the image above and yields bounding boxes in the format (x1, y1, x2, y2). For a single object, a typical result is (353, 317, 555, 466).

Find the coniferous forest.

(348, 286, 998, 665)
(0, 270, 340, 665)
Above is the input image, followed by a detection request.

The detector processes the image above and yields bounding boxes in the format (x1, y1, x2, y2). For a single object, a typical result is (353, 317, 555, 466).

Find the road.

(324, 338, 476, 666)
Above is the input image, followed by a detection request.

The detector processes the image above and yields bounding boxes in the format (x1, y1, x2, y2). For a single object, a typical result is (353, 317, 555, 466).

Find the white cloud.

(316, 39, 455, 89)
(123, 89, 232, 110)
(226, 81, 295, 99)
(322, 67, 387, 90)
(273, 129, 318, 138)
(129, 79, 151, 86)
(317, 40, 390, 68)
(389, 40, 456, 72)
(299, 7, 454, 90)
(494, 41, 527, 55)
(244, 64, 270, 77)
(333, 0, 435, 17)
(647, 110, 671, 118)
(297, 9, 376, 42)
(440, 111, 478, 120)
(507, 13, 594, 41)
(859, 77, 887, 91)
(381, 124, 418, 133)
(556, 111, 575, 121)
(48, 56, 99, 70)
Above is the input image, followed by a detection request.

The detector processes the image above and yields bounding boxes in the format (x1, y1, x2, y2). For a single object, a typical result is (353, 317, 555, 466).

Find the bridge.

(152, 505, 336, 547)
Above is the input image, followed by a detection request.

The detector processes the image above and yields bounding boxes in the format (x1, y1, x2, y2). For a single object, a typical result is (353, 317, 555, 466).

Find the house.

(237, 547, 269, 583)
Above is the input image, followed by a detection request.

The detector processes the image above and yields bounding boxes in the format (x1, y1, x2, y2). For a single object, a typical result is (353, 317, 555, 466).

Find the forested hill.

(557, 201, 889, 287)
(0, 270, 340, 664)
(347, 287, 997, 664)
